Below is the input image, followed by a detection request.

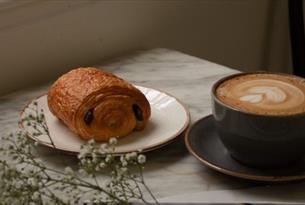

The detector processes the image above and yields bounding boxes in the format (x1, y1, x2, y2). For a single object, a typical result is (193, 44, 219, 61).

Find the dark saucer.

(185, 115, 305, 182)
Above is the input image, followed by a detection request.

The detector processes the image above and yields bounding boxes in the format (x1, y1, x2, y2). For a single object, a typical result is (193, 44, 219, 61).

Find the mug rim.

(211, 71, 305, 117)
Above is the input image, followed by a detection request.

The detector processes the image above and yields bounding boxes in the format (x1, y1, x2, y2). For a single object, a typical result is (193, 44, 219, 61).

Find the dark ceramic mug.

(211, 72, 305, 167)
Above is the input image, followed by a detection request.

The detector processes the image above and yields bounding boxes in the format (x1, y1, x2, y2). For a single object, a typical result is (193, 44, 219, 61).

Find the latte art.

(239, 93, 263, 103)
(216, 73, 305, 115)
(239, 86, 287, 104)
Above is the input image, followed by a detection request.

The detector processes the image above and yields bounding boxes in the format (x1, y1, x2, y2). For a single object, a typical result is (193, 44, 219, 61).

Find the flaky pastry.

(47, 67, 151, 141)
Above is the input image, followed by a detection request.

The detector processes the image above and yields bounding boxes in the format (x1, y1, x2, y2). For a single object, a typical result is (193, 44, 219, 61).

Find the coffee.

(216, 73, 305, 115)
(212, 72, 305, 167)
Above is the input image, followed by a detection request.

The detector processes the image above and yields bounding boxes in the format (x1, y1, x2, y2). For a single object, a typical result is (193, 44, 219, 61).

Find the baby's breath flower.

(86, 159, 92, 164)
(14, 180, 23, 189)
(64, 167, 74, 175)
(99, 162, 106, 168)
(83, 199, 91, 204)
(137, 154, 146, 164)
(105, 155, 112, 163)
(0, 101, 156, 204)
(27, 178, 38, 187)
(109, 137, 117, 146)
(92, 153, 98, 163)
(31, 191, 40, 200)
(78, 149, 87, 159)
(88, 139, 95, 145)
(120, 156, 128, 167)
(77, 153, 82, 159)
(125, 152, 137, 161)
(99, 143, 108, 153)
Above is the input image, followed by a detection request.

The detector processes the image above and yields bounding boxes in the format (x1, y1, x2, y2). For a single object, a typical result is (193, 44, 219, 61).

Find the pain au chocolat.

(47, 67, 151, 141)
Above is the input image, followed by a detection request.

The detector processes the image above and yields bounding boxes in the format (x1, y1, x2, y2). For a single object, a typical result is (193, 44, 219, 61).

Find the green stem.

(138, 165, 159, 205)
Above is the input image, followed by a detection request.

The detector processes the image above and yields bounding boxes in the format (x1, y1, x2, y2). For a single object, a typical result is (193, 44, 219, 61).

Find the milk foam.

(216, 74, 305, 115)
(239, 86, 286, 104)
(234, 79, 305, 110)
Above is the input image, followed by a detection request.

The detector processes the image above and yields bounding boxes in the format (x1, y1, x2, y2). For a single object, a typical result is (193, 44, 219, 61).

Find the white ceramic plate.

(20, 86, 190, 154)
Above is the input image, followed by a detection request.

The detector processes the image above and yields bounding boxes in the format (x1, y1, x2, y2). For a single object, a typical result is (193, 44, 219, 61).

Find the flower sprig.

(0, 101, 158, 205)
(19, 101, 54, 147)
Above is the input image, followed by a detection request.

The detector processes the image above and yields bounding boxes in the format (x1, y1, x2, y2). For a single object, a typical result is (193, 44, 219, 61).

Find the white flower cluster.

(76, 137, 147, 179)
(0, 101, 158, 204)
(1, 101, 154, 205)
(120, 152, 146, 166)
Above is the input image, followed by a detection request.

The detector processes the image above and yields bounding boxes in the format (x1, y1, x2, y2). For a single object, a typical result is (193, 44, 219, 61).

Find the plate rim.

(20, 85, 191, 155)
(185, 115, 305, 182)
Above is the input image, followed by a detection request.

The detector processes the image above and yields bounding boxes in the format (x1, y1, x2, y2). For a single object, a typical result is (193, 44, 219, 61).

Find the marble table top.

(1, 48, 305, 204)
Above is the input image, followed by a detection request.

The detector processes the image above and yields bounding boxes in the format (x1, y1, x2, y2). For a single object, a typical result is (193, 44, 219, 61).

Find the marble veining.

(1, 48, 304, 203)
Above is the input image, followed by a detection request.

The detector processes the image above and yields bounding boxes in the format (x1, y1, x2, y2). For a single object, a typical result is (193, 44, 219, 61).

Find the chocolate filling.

(84, 108, 94, 125)
(132, 104, 143, 121)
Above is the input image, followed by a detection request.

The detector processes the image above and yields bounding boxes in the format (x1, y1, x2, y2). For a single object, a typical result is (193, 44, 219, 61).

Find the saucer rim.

(185, 115, 305, 182)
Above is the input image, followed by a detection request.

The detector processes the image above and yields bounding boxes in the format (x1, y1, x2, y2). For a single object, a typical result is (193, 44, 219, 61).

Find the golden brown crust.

(47, 67, 151, 141)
